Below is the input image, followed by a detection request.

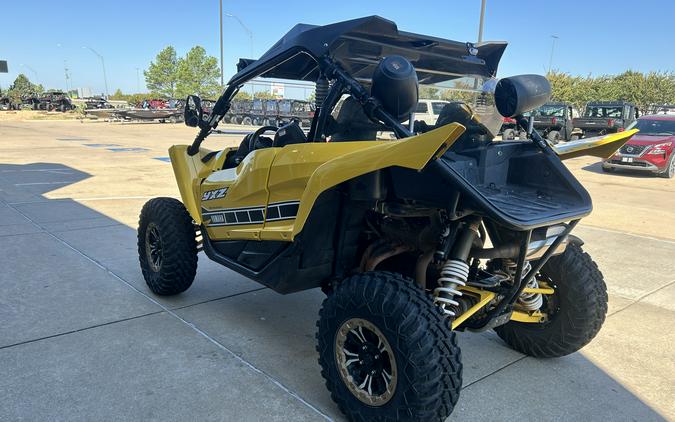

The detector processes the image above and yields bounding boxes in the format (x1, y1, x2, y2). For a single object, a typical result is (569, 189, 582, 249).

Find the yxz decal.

(202, 201, 300, 227)
(201, 187, 228, 201)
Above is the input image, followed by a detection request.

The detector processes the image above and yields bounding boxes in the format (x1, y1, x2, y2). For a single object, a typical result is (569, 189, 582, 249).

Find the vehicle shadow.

(0, 161, 668, 421)
(582, 161, 657, 178)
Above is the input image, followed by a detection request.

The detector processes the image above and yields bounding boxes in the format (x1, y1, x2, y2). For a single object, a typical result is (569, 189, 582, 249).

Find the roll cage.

(187, 15, 507, 154)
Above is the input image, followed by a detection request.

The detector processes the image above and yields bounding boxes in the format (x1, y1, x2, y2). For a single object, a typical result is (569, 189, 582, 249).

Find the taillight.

(618, 127, 625, 132)
(309, 111, 315, 117)
(551, 117, 557, 125)
(608, 119, 614, 127)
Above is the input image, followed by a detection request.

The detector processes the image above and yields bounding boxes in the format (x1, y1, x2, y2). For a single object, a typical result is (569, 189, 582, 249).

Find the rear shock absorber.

(434, 218, 480, 318)
(501, 259, 543, 311)
(434, 260, 470, 317)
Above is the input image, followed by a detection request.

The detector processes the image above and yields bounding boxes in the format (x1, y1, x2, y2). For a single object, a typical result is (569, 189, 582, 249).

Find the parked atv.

(225, 99, 251, 124)
(138, 16, 636, 421)
(0, 95, 12, 110)
(573, 101, 639, 139)
(500, 116, 527, 140)
(20, 95, 40, 110)
(39, 90, 75, 112)
(248, 98, 265, 126)
(528, 102, 575, 143)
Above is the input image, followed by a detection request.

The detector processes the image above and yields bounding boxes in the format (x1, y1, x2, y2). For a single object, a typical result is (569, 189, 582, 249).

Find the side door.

(199, 148, 279, 241)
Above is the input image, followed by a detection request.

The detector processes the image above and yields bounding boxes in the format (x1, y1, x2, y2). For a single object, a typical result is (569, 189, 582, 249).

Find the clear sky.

(2, 0, 674, 97)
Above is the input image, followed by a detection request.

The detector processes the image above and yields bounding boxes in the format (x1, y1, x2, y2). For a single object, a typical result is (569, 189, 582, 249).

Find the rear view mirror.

(494, 75, 551, 118)
(184, 95, 203, 127)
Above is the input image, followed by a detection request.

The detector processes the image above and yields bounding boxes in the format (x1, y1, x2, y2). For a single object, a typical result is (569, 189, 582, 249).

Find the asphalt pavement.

(1, 120, 673, 421)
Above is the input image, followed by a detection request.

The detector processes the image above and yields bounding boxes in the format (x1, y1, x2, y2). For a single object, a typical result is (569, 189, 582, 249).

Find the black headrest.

(273, 121, 307, 147)
(331, 96, 378, 142)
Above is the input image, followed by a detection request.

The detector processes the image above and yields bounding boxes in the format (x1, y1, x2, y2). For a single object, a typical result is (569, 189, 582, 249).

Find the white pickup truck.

(413, 99, 450, 125)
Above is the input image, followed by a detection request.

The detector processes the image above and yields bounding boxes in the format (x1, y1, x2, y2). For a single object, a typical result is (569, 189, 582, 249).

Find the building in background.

(270, 83, 285, 98)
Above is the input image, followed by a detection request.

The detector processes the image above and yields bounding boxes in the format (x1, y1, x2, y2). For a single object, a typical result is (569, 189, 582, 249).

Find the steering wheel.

(230, 125, 279, 167)
(247, 125, 278, 152)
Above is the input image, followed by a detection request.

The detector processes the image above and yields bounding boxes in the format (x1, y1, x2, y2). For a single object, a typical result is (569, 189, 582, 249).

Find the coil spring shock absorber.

(502, 260, 543, 311)
(315, 76, 329, 110)
(434, 260, 470, 317)
(433, 218, 480, 318)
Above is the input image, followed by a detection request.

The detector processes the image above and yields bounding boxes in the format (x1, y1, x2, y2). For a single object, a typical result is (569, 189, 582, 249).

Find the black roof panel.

(228, 16, 507, 86)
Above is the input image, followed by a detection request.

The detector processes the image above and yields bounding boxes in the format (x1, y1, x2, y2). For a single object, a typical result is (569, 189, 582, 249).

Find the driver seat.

(330, 96, 378, 142)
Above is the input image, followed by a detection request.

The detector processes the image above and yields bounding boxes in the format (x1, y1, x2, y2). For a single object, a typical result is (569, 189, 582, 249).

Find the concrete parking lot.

(1, 120, 673, 421)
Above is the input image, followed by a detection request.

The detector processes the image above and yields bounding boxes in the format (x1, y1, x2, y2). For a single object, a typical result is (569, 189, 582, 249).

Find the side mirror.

(184, 95, 203, 127)
(494, 75, 551, 118)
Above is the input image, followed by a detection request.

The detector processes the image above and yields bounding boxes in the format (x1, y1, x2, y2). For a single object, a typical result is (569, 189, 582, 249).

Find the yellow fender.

(168, 145, 235, 224)
(553, 129, 638, 161)
(292, 123, 465, 237)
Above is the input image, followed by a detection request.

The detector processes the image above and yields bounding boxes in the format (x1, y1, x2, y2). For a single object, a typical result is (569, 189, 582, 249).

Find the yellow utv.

(138, 16, 637, 422)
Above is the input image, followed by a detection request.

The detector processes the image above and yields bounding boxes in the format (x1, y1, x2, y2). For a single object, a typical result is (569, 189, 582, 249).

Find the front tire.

(138, 197, 197, 295)
(317, 271, 462, 421)
(495, 243, 608, 358)
(657, 154, 675, 178)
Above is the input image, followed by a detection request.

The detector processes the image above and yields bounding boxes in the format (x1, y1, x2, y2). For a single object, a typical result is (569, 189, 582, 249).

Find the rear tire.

(601, 165, 615, 173)
(241, 116, 253, 126)
(495, 244, 608, 358)
(317, 271, 462, 421)
(138, 197, 197, 295)
(502, 128, 515, 140)
(547, 130, 561, 144)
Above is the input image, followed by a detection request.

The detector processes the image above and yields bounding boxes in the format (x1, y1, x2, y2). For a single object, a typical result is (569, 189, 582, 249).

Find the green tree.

(110, 88, 125, 100)
(144, 46, 178, 98)
(545, 70, 675, 111)
(175, 46, 221, 98)
(7, 74, 42, 101)
(253, 90, 275, 99)
(234, 91, 252, 100)
(419, 86, 441, 100)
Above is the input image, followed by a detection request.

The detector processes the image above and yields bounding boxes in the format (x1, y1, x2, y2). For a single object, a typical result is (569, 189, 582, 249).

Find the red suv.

(602, 115, 675, 178)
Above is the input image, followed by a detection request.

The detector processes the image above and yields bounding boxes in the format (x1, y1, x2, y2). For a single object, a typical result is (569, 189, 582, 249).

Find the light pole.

(225, 13, 254, 59)
(82, 46, 109, 99)
(136, 67, 141, 93)
(64, 60, 71, 93)
(477, 0, 486, 43)
(219, 0, 224, 87)
(548, 35, 559, 74)
(56, 44, 71, 92)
